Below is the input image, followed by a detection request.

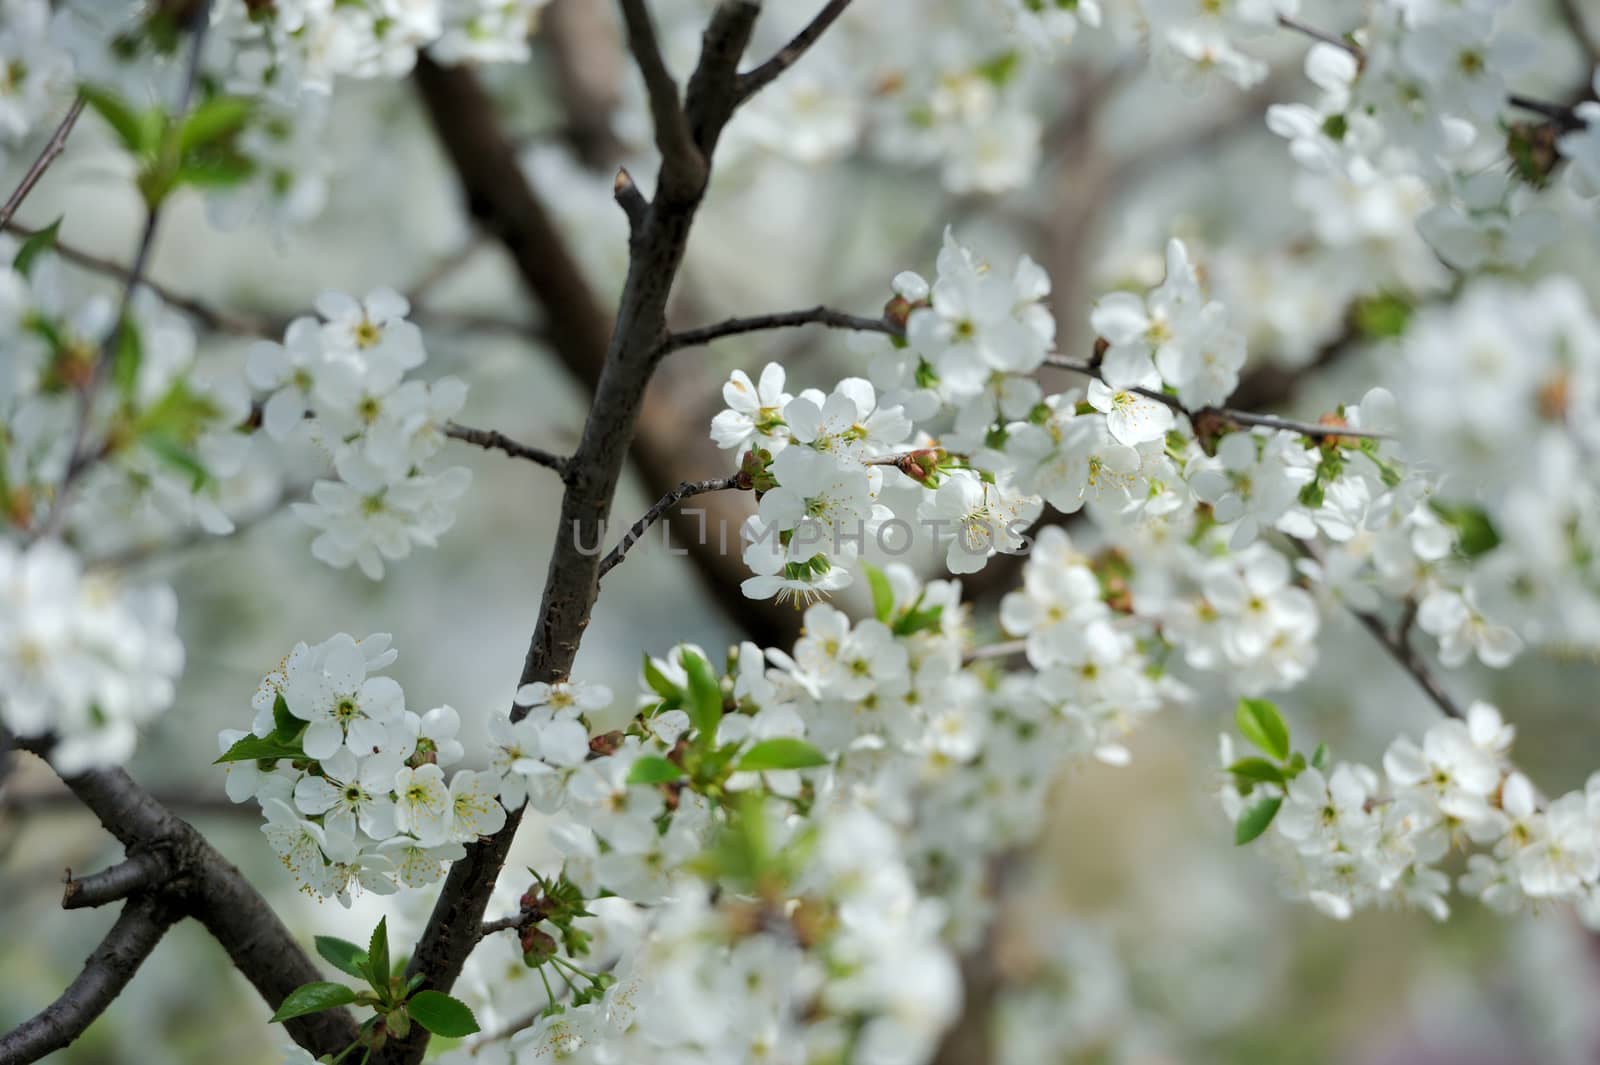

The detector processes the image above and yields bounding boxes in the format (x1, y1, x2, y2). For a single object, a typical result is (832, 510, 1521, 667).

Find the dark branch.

(735, 0, 855, 102)
(598, 476, 746, 578)
(0, 97, 86, 230)
(387, 9, 776, 1060)
(1347, 606, 1467, 720)
(479, 906, 543, 939)
(444, 422, 569, 474)
(613, 168, 648, 231)
(1275, 13, 1359, 55)
(7, 737, 360, 1058)
(658, 305, 896, 355)
(62, 851, 169, 910)
(0, 895, 177, 1065)
(618, 0, 705, 197)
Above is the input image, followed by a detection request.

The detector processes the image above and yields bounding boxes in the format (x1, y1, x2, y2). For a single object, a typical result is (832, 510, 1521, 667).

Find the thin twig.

(1275, 14, 1360, 56)
(478, 906, 543, 940)
(735, 0, 855, 102)
(0, 221, 264, 333)
(62, 851, 169, 910)
(1042, 355, 1393, 441)
(0, 97, 86, 230)
(963, 639, 1028, 664)
(1347, 607, 1467, 720)
(597, 476, 746, 578)
(46, 10, 214, 538)
(444, 422, 569, 474)
(404, 238, 487, 310)
(1277, 14, 1585, 128)
(1290, 539, 1466, 720)
(658, 305, 897, 355)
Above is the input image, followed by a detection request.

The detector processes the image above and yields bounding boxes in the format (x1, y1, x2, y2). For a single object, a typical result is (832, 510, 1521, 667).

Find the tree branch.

(0, 97, 86, 230)
(598, 475, 746, 578)
(735, 0, 855, 102)
(1347, 605, 1467, 720)
(478, 906, 543, 939)
(385, 9, 813, 1061)
(413, 46, 802, 649)
(657, 305, 895, 355)
(1042, 355, 1392, 440)
(444, 422, 569, 475)
(62, 851, 169, 910)
(5, 737, 360, 1058)
(0, 894, 177, 1065)
(618, 0, 705, 198)
(0, 221, 264, 334)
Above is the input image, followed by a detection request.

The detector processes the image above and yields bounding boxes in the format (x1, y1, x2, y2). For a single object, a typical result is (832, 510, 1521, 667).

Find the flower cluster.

(221, 633, 501, 905)
(0, 237, 252, 555)
(0, 0, 72, 166)
(0, 538, 183, 773)
(1221, 701, 1600, 926)
(712, 364, 910, 602)
(249, 289, 471, 579)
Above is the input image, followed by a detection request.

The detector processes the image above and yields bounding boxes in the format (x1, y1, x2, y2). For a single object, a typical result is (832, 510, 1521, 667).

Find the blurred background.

(5, 0, 1600, 1061)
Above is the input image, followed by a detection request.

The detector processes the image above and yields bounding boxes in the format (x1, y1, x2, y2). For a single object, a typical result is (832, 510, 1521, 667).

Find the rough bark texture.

(380, 8, 765, 1063)
(0, 895, 177, 1064)
(1, 745, 360, 1064)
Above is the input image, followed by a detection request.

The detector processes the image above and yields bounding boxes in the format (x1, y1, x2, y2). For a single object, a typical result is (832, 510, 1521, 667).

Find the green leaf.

(366, 917, 390, 987)
(314, 937, 369, 981)
(641, 654, 680, 701)
(112, 318, 142, 404)
(141, 432, 209, 490)
(174, 153, 255, 189)
(1311, 742, 1330, 771)
(406, 990, 480, 1038)
(179, 96, 253, 153)
(976, 49, 1021, 86)
(626, 755, 683, 785)
(1234, 797, 1283, 846)
(892, 602, 944, 637)
(1227, 757, 1286, 785)
(272, 693, 301, 742)
(681, 650, 723, 741)
(213, 732, 303, 764)
(736, 738, 829, 772)
(1430, 500, 1502, 559)
(862, 562, 895, 623)
(80, 85, 147, 152)
(1352, 291, 1412, 340)
(12, 217, 61, 278)
(1235, 699, 1290, 762)
(269, 981, 356, 1023)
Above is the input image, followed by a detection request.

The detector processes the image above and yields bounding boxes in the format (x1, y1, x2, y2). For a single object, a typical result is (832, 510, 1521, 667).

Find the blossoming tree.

(3, 0, 1600, 1061)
